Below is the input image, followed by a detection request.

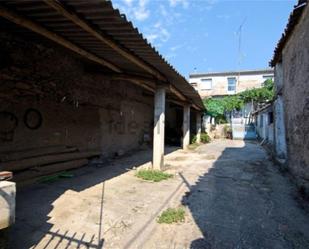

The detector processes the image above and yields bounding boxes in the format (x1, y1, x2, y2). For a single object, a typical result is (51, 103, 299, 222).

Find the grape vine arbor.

(203, 79, 274, 123)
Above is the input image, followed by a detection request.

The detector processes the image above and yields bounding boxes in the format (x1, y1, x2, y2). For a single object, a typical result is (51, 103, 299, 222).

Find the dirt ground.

(8, 140, 309, 249)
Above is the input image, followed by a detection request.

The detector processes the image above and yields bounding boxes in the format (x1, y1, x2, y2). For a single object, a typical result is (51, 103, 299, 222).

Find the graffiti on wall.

(23, 108, 43, 130)
(0, 109, 42, 142)
(0, 111, 18, 142)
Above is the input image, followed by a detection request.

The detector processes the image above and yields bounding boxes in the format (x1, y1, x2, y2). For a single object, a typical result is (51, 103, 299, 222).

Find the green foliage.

(200, 133, 211, 143)
(190, 133, 211, 144)
(136, 170, 172, 182)
(203, 98, 225, 117)
(203, 79, 274, 117)
(215, 115, 228, 124)
(157, 207, 185, 224)
(191, 135, 197, 144)
(239, 79, 274, 103)
(223, 95, 244, 112)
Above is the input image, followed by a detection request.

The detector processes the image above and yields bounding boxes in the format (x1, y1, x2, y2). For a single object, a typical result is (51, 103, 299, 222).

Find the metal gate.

(231, 118, 257, 140)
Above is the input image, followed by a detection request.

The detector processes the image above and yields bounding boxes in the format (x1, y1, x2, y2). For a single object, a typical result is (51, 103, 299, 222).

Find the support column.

(152, 87, 166, 170)
(183, 105, 190, 149)
(196, 113, 202, 144)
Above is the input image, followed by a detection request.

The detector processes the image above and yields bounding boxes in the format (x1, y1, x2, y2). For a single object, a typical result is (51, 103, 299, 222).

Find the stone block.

(0, 181, 16, 230)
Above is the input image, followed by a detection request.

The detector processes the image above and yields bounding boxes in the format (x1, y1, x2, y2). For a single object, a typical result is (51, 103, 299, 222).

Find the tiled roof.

(270, 0, 308, 67)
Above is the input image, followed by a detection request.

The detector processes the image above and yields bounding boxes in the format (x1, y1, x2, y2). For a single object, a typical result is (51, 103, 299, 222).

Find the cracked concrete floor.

(9, 140, 309, 249)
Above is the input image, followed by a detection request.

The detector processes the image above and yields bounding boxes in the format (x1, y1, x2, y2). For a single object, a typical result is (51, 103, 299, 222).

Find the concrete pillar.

(152, 87, 166, 170)
(183, 105, 190, 149)
(196, 113, 202, 143)
(0, 181, 16, 230)
(274, 63, 287, 161)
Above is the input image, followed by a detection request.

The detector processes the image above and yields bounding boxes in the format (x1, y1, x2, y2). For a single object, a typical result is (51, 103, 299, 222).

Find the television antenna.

(236, 17, 247, 84)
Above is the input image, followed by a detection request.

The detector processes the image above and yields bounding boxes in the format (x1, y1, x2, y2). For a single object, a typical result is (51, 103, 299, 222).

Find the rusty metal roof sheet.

(0, 0, 204, 110)
(270, 0, 308, 67)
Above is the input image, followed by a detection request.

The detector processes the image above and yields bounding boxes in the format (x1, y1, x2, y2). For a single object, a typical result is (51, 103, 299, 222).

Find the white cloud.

(117, 0, 150, 21)
(145, 21, 170, 44)
(145, 34, 158, 43)
(169, 0, 189, 9)
(134, 8, 149, 21)
(170, 44, 185, 52)
(122, 0, 134, 6)
(134, 0, 150, 21)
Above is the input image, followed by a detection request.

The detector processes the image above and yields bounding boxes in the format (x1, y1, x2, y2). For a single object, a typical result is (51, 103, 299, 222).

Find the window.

(200, 78, 212, 90)
(227, 77, 236, 93)
(268, 112, 274, 124)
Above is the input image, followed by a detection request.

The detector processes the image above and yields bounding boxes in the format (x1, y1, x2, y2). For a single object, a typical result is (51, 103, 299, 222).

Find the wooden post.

(183, 105, 190, 149)
(152, 87, 166, 170)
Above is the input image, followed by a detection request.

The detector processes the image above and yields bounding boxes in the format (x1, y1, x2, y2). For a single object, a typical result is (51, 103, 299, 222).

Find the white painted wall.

(189, 71, 274, 98)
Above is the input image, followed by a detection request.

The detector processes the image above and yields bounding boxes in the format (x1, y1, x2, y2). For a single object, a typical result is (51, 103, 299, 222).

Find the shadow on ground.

(9, 146, 179, 249)
(182, 141, 309, 249)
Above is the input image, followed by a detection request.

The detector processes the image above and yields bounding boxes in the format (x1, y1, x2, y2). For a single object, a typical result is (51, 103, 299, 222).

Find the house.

(270, 0, 309, 196)
(0, 0, 204, 233)
(189, 69, 274, 99)
(253, 103, 274, 145)
(189, 69, 273, 139)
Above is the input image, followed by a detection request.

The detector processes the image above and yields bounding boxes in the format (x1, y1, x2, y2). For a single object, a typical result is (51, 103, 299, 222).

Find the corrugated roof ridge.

(109, 1, 186, 81)
(189, 68, 274, 77)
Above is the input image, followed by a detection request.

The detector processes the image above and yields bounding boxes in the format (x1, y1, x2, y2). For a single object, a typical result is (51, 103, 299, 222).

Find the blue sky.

(112, 0, 296, 78)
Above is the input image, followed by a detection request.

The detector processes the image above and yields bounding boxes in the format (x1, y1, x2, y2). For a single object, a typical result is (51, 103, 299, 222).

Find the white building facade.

(189, 69, 274, 99)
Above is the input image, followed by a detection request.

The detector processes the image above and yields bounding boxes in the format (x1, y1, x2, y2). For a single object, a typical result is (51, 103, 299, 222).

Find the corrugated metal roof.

(0, 0, 204, 110)
(270, 0, 308, 67)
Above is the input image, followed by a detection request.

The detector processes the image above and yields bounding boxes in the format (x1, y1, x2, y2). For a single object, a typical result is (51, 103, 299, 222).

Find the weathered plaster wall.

(256, 110, 274, 145)
(281, 5, 309, 192)
(0, 32, 153, 157)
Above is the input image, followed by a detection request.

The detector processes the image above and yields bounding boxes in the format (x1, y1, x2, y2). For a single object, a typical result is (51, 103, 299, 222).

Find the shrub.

(200, 133, 211, 143)
(191, 135, 197, 144)
(157, 207, 185, 224)
(136, 169, 172, 182)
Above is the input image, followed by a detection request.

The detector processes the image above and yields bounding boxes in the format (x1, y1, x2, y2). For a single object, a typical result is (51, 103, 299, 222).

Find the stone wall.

(0, 31, 154, 158)
(280, 5, 309, 194)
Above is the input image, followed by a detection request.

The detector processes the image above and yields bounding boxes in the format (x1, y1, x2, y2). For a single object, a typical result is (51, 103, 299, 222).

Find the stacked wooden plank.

(0, 145, 101, 184)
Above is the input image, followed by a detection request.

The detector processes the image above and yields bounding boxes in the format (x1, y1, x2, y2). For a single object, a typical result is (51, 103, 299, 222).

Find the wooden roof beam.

(169, 85, 187, 101)
(0, 5, 122, 73)
(44, 0, 167, 81)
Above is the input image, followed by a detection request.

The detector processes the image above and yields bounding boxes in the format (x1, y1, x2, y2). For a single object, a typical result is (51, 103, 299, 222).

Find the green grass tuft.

(157, 207, 185, 224)
(136, 169, 172, 182)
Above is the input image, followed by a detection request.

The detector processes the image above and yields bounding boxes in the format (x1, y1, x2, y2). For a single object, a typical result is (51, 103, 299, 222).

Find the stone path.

(9, 140, 309, 249)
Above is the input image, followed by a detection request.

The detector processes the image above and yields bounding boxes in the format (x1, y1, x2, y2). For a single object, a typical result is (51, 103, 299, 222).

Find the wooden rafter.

(169, 85, 187, 101)
(0, 5, 122, 73)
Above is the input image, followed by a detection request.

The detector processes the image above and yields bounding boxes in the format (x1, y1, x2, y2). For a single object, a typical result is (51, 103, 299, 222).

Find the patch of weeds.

(188, 143, 199, 150)
(157, 207, 185, 224)
(200, 133, 211, 143)
(136, 169, 172, 182)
